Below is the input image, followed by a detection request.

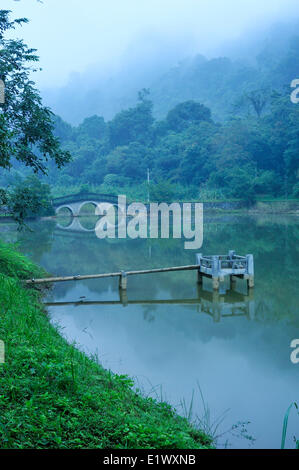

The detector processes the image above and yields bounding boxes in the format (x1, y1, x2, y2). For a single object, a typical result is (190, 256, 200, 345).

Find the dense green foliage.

(0, 10, 70, 221)
(36, 27, 299, 204)
(7, 175, 54, 224)
(0, 241, 212, 448)
(41, 87, 299, 204)
(0, 10, 71, 174)
(1, 14, 299, 205)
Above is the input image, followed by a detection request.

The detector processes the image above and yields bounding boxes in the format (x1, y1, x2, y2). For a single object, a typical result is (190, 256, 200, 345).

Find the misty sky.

(2, 0, 299, 88)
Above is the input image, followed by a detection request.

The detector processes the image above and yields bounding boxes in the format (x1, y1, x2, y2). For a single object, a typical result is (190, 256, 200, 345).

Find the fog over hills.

(2, 2, 299, 205)
(41, 18, 299, 125)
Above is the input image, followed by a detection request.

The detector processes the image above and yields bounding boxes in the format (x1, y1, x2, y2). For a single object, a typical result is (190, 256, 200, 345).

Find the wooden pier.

(25, 251, 254, 292)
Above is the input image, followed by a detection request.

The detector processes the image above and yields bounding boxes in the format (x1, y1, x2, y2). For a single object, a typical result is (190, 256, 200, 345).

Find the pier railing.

(197, 250, 254, 289)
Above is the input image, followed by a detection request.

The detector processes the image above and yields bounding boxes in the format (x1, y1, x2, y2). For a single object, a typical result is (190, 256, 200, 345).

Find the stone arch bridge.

(52, 193, 119, 218)
(52, 193, 120, 232)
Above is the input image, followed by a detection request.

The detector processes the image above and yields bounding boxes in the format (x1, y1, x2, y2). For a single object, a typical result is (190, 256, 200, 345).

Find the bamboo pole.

(25, 264, 201, 285)
(25, 272, 122, 285)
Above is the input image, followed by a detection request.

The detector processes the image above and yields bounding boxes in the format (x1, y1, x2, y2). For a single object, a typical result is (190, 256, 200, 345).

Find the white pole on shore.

(147, 168, 150, 203)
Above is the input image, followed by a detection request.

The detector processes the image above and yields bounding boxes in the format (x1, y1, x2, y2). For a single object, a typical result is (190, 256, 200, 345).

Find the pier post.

(230, 275, 237, 289)
(119, 271, 127, 290)
(246, 254, 254, 288)
(229, 251, 236, 290)
(247, 289, 255, 320)
(119, 289, 128, 306)
(212, 294, 221, 322)
(212, 256, 220, 290)
(247, 301, 255, 320)
(196, 253, 203, 284)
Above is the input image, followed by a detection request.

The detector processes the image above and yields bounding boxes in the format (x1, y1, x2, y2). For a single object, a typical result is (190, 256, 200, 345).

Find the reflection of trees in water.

(255, 300, 271, 320)
(143, 305, 157, 323)
(4, 220, 57, 266)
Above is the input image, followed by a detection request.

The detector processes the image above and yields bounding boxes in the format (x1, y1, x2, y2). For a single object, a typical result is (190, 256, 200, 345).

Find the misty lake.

(1, 213, 299, 449)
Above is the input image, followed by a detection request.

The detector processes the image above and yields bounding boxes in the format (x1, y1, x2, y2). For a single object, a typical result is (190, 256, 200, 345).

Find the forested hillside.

(45, 87, 299, 203)
(2, 29, 299, 204)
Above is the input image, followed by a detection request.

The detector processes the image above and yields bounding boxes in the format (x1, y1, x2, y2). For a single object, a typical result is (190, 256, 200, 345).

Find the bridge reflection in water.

(55, 213, 124, 233)
(45, 285, 255, 323)
(56, 216, 97, 233)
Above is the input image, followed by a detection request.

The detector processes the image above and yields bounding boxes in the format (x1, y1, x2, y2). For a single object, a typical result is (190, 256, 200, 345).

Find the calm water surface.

(1, 213, 299, 448)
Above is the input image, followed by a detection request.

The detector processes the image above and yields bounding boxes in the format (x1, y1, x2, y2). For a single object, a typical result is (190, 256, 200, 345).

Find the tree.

(106, 142, 151, 180)
(149, 180, 176, 203)
(166, 101, 211, 132)
(8, 175, 54, 225)
(233, 89, 269, 119)
(77, 115, 106, 141)
(108, 91, 154, 148)
(207, 164, 256, 205)
(0, 10, 71, 174)
(245, 90, 268, 118)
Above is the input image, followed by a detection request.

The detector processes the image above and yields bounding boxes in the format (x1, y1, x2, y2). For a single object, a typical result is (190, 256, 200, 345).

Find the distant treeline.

(3, 33, 299, 204)
(47, 88, 299, 204)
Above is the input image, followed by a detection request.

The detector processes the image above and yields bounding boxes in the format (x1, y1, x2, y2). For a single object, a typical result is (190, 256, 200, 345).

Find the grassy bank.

(0, 241, 212, 449)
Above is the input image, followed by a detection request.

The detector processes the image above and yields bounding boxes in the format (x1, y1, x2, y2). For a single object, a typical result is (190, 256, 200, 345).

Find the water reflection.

(45, 284, 255, 324)
(1, 214, 299, 449)
(56, 214, 99, 232)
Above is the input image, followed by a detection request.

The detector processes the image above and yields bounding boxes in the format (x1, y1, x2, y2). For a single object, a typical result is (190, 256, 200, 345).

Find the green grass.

(0, 242, 45, 280)
(0, 241, 213, 449)
(281, 403, 299, 449)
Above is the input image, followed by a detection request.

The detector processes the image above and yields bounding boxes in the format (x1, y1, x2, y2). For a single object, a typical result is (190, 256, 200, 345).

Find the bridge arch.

(56, 205, 75, 217)
(77, 200, 98, 216)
